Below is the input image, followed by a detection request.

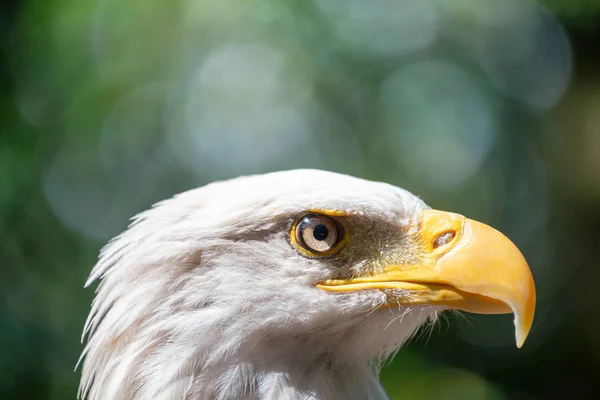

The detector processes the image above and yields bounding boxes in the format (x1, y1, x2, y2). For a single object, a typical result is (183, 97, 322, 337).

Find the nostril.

(433, 231, 455, 248)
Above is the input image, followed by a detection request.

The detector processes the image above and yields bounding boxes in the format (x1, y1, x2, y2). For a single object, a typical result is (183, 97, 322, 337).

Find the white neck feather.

(80, 268, 427, 400)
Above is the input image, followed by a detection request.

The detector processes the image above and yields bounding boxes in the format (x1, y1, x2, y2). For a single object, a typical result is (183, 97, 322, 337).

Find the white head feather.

(79, 169, 437, 400)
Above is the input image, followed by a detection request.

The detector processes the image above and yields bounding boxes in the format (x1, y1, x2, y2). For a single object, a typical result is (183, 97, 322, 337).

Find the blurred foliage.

(543, 0, 600, 21)
(1, 0, 600, 399)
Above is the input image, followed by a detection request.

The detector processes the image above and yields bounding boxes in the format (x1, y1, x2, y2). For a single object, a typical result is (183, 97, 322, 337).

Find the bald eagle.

(79, 169, 535, 400)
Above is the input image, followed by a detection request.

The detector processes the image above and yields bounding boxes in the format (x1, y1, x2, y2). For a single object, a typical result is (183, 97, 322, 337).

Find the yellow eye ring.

(290, 212, 346, 257)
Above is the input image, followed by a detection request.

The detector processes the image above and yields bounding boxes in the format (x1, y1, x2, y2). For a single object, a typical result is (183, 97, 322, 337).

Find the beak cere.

(317, 210, 536, 348)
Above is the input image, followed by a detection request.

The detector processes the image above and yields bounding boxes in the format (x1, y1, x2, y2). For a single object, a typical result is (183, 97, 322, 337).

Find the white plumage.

(79, 169, 535, 400)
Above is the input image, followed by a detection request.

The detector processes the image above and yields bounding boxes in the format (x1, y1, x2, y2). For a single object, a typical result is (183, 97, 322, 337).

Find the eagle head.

(79, 169, 535, 399)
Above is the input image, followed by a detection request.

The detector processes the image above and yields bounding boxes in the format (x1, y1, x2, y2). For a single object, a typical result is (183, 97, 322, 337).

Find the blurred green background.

(1, 0, 599, 399)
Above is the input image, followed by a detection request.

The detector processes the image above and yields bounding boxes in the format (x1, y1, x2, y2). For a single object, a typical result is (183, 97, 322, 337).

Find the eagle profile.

(79, 169, 535, 400)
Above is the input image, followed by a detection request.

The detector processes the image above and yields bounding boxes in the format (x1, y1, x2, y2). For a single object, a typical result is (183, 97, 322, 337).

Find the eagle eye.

(293, 213, 343, 255)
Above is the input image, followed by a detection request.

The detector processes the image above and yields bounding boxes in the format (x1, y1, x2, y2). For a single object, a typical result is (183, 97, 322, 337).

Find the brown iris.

(294, 214, 342, 254)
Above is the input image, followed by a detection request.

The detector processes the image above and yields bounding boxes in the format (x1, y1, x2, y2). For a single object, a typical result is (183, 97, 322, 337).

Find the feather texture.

(79, 169, 435, 399)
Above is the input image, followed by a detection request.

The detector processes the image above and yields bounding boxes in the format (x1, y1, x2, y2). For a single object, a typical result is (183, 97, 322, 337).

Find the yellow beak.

(317, 210, 536, 348)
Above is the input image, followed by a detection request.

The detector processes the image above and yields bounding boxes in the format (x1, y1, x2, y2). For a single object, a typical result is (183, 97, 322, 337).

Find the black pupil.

(313, 224, 329, 241)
